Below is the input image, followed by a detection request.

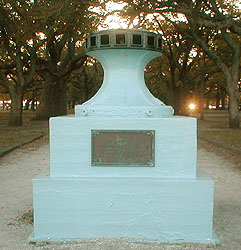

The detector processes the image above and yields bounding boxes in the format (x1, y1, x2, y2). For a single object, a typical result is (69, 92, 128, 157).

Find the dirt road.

(0, 138, 240, 250)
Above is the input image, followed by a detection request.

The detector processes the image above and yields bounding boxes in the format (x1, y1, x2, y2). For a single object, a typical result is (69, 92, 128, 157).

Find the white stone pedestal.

(30, 29, 218, 244)
(30, 116, 218, 244)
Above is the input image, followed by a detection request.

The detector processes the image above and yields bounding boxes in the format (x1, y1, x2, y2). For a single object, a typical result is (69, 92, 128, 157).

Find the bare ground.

(0, 135, 240, 250)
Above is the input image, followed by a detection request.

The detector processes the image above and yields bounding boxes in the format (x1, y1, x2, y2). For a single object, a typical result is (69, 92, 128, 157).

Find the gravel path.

(0, 139, 240, 250)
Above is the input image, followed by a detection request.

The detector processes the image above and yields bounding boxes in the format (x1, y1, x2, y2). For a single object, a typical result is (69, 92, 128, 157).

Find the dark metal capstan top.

(85, 29, 162, 52)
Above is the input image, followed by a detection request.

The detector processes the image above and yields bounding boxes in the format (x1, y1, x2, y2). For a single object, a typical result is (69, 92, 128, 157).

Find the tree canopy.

(118, 0, 241, 127)
(0, 0, 240, 128)
(0, 0, 104, 125)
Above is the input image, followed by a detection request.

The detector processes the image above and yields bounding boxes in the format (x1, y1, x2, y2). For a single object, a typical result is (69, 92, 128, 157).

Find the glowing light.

(208, 105, 216, 109)
(189, 103, 196, 110)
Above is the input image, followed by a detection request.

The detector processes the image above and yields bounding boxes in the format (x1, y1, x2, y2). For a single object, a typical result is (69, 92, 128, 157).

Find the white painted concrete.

(30, 115, 218, 243)
(31, 30, 216, 244)
(50, 116, 197, 178)
(31, 172, 216, 243)
(75, 49, 174, 118)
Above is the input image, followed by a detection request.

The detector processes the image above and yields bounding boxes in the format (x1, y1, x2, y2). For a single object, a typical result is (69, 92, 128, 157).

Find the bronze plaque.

(91, 130, 154, 166)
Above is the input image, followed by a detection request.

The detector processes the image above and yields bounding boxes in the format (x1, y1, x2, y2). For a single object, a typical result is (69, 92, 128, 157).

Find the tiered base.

(30, 171, 218, 244)
(30, 116, 218, 244)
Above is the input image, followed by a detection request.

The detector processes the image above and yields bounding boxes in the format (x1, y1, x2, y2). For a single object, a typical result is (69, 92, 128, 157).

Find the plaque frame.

(91, 130, 155, 167)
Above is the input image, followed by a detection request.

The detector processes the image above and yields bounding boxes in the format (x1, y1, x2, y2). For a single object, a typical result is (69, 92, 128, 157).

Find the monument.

(30, 29, 218, 243)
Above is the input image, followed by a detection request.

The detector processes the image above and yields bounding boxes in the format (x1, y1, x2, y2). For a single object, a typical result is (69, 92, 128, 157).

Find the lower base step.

(29, 233, 219, 245)
(31, 172, 218, 244)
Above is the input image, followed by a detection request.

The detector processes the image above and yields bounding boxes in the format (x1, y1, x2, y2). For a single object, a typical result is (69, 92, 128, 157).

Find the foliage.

(0, 0, 240, 127)
(0, 0, 105, 124)
(119, 0, 241, 127)
(67, 58, 103, 107)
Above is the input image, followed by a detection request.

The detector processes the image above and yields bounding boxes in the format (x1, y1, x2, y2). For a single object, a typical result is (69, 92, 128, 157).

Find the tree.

(120, 0, 241, 128)
(33, 36, 87, 120)
(0, 0, 41, 125)
(173, 0, 240, 128)
(32, 0, 103, 120)
(137, 18, 217, 115)
(0, 84, 9, 110)
(67, 58, 103, 108)
(0, 0, 104, 124)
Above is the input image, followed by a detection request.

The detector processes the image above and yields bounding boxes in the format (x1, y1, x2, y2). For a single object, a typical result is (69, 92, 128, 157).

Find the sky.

(99, 2, 129, 30)
(98, 1, 241, 30)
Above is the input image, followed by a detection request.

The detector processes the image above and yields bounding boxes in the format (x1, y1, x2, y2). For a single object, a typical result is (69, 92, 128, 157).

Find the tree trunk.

(24, 100, 30, 110)
(227, 84, 240, 128)
(220, 87, 226, 110)
(9, 90, 23, 126)
(179, 86, 189, 116)
(199, 88, 205, 120)
(206, 98, 210, 110)
(34, 79, 67, 120)
(31, 91, 36, 111)
(172, 85, 182, 115)
(30, 101, 35, 111)
(49, 80, 67, 117)
(2, 101, 5, 110)
(220, 96, 226, 110)
(198, 78, 205, 120)
(216, 93, 221, 110)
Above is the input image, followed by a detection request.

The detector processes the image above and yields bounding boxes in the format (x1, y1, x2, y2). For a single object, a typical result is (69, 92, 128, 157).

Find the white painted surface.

(75, 49, 174, 118)
(50, 116, 197, 178)
(31, 31, 216, 243)
(31, 172, 216, 243)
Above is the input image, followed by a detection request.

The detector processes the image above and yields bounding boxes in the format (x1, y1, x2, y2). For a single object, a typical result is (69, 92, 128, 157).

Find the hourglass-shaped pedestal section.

(75, 49, 173, 118)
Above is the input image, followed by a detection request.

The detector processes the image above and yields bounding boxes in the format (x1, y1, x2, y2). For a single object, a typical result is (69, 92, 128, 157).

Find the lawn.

(197, 110, 241, 153)
(0, 110, 49, 154)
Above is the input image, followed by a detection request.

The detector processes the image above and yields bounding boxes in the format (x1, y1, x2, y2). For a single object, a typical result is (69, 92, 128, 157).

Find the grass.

(197, 110, 241, 169)
(0, 110, 49, 154)
(198, 130, 241, 152)
(197, 110, 241, 153)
